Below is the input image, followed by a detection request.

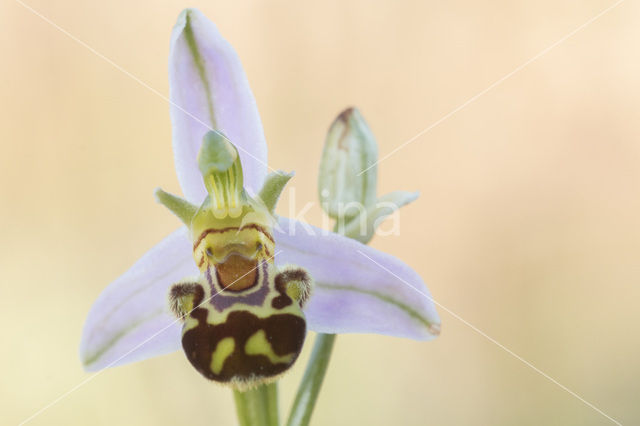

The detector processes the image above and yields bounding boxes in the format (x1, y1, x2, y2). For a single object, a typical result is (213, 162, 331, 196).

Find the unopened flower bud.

(318, 107, 420, 243)
(318, 107, 378, 219)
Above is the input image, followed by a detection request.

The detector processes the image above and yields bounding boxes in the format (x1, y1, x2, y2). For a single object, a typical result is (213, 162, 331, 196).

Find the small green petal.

(258, 171, 294, 213)
(154, 188, 198, 226)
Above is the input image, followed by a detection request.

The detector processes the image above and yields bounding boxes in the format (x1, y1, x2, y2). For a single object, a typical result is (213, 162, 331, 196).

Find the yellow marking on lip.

(211, 337, 235, 374)
(245, 330, 294, 364)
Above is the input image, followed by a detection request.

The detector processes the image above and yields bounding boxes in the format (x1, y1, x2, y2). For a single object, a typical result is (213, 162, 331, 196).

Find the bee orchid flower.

(79, 9, 440, 385)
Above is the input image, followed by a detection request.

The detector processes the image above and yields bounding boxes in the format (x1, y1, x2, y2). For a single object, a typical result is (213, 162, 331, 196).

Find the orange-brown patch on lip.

(215, 254, 259, 292)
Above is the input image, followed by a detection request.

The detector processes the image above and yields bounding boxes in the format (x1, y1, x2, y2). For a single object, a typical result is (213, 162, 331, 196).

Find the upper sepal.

(169, 8, 267, 202)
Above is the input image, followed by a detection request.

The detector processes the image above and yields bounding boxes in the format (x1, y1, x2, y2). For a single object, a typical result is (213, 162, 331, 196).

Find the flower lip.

(215, 253, 260, 292)
(209, 244, 259, 264)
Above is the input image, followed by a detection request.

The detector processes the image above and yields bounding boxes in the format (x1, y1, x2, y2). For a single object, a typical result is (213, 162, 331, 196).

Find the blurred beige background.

(2, 0, 640, 425)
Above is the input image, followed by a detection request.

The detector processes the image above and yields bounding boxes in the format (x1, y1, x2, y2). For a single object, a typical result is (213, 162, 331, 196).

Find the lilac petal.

(79, 228, 197, 371)
(169, 8, 268, 202)
(275, 218, 441, 340)
(80, 220, 439, 371)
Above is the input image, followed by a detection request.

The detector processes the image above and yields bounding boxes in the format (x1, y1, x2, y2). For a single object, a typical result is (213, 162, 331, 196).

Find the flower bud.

(318, 108, 420, 244)
(318, 107, 378, 219)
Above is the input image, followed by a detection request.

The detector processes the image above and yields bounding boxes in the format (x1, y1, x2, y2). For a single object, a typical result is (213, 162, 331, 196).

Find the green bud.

(318, 107, 420, 243)
(318, 107, 378, 219)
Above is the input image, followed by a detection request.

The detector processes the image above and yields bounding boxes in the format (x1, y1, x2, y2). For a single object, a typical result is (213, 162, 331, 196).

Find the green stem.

(286, 222, 346, 426)
(286, 333, 337, 426)
(265, 382, 280, 426)
(233, 383, 279, 426)
(233, 389, 252, 426)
